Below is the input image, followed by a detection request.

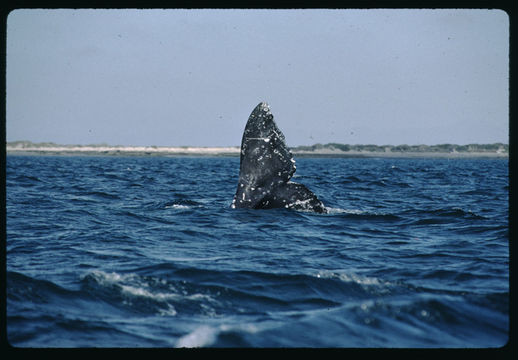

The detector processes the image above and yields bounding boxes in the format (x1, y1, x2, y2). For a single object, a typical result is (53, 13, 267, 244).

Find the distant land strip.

(6, 141, 509, 158)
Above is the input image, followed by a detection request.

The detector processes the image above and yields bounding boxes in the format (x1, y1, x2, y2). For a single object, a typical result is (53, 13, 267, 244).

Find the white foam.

(165, 204, 191, 210)
(325, 207, 364, 215)
(85, 270, 219, 316)
(158, 304, 178, 316)
(175, 323, 262, 348)
(176, 325, 218, 348)
(88, 270, 125, 284)
(119, 283, 179, 302)
(315, 270, 384, 286)
(88, 271, 179, 301)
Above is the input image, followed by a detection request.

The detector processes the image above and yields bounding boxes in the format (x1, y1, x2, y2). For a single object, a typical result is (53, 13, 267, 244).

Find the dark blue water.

(6, 155, 509, 347)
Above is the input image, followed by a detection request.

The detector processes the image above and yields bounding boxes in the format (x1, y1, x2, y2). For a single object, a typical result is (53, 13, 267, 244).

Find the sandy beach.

(6, 143, 508, 158)
(6, 144, 241, 157)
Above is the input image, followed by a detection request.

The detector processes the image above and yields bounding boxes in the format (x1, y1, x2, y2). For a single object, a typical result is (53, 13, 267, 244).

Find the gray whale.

(231, 102, 327, 213)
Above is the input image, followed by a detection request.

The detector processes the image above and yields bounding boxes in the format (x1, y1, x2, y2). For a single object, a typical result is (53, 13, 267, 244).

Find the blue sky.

(6, 9, 509, 146)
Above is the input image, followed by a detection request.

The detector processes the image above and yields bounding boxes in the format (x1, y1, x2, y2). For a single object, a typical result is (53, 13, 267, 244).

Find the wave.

(325, 206, 489, 228)
(340, 175, 361, 183)
(9, 174, 42, 187)
(430, 207, 486, 219)
(7, 264, 508, 347)
(325, 207, 402, 222)
(85, 190, 121, 200)
(408, 207, 487, 225)
(7, 271, 75, 303)
(74, 265, 396, 318)
(164, 199, 201, 211)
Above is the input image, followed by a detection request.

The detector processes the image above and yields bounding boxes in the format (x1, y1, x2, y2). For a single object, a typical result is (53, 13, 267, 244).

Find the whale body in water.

(231, 102, 327, 213)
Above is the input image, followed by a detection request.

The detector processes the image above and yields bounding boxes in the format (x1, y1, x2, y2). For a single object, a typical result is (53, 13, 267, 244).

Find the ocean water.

(6, 155, 509, 348)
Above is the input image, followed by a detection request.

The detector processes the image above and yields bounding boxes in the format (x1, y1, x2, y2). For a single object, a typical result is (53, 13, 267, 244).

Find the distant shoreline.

(6, 141, 508, 158)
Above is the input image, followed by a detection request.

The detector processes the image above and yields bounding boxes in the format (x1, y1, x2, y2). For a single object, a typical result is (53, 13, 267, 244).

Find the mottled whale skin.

(231, 102, 327, 213)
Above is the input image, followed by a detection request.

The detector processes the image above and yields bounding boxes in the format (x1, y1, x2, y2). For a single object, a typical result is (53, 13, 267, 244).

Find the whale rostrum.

(231, 102, 327, 213)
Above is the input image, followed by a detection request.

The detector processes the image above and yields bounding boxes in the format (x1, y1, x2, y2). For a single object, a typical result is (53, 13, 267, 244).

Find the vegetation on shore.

(291, 142, 508, 154)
